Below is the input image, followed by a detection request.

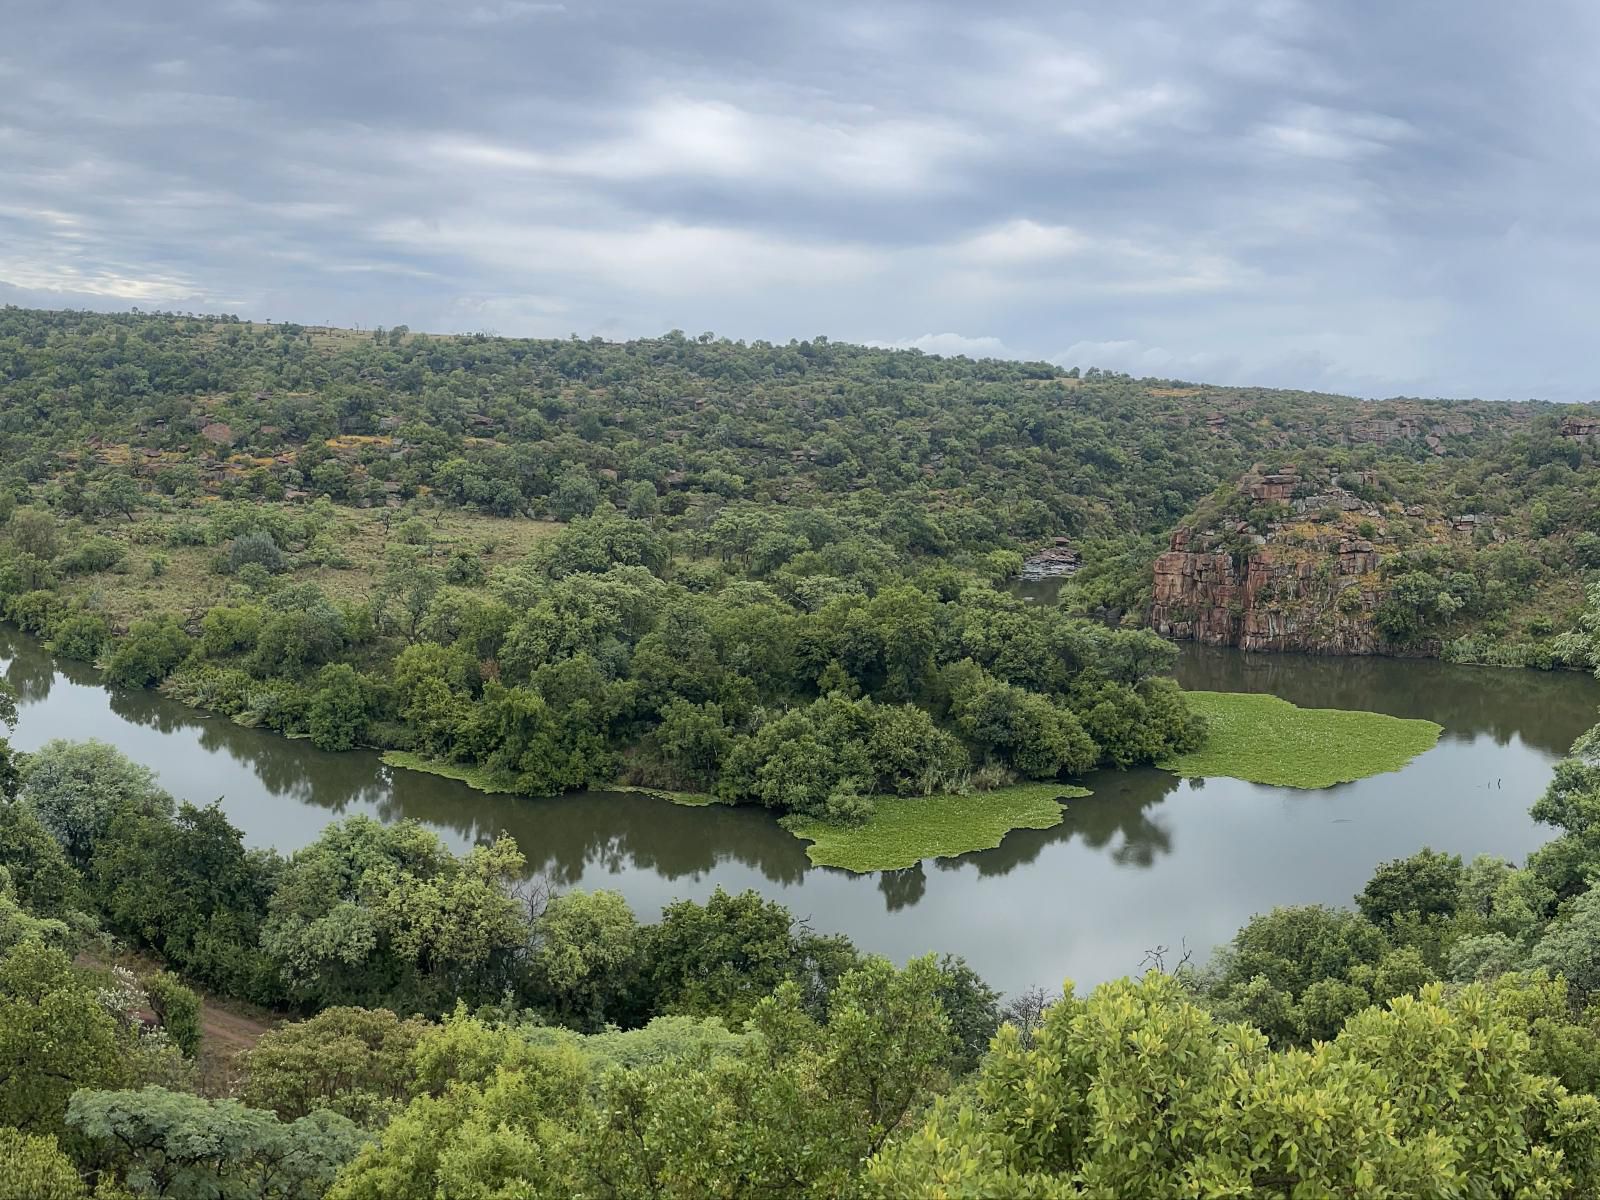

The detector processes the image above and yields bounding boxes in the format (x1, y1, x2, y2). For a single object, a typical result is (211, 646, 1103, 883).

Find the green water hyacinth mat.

(1157, 691, 1442, 789)
(783, 783, 1093, 873)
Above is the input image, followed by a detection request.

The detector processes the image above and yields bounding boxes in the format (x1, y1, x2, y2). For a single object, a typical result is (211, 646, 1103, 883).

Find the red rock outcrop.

(1151, 530, 1399, 654)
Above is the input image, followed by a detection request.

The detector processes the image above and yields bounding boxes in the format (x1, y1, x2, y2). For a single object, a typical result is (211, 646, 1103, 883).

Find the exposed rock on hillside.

(1149, 467, 1438, 655)
(1020, 538, 1080, 580)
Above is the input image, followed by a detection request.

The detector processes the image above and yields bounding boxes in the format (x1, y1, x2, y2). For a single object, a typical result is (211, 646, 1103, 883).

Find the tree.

(0, 799, 83, 918)
(228, 530, 287, 574)
(1356, 847, 1463, 929)
(84, 472, 141, 521)
(19, 740, 172, 867)
(653, 699, 731, 785)
(642, 887, 858, 1023)
(870, 974, 1600, 1198)
(89, 802, 277, 999)
(0, 867, 73, 954)
(1212, 904, 1388, 999)
(579, 957, 955, 1197)
(103, 617, 193, 689)
(67, 1086, 366, 1200)
(46, 613, 110, 663)
(1528, 889, 1600, 998)
(0, 941, 132, 1136)
(931, 954, 1001, 1074)
(250, 586, 347, 677)
(946, 663, 1098, 778)
(322, 1044, 587, 1200)
(306, 664, 370, 752)
(0, 1128, 88, 1200)
(143, 972, 202, 1058)
(261, 818, 528, 1011)
(548, 465, 600, 520)
(527, 889, 640, 1031)
(7, 508, 60, 561)
(242, 1007, 431, 1126)
(375, 551, 441, 643)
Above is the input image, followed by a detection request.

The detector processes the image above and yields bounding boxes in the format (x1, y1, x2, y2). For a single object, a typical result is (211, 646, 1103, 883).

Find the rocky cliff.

(1149, 467, 1451, 655)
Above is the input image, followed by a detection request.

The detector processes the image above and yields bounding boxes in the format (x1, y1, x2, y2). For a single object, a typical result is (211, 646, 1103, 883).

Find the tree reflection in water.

(3, 622, 1595, 996)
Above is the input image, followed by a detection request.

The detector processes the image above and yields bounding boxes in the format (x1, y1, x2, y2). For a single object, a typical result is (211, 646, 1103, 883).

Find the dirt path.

(76, 948, 281, 1094)
(195, 994, 280, 1095)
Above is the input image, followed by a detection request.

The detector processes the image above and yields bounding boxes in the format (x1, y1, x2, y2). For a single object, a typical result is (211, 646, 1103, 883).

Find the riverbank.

(384, 749, 1090, 871)
(6, 623, 1586, 996)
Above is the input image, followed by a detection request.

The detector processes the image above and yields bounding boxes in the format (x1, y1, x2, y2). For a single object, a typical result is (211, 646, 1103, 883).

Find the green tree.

(89, 802, 277, 998)
(306, 664, 370, 752)
(642, 887, 858, 1024)
(261, 818, 527, 1011)
(1528, 889, 1600, 998)
(67, 1086, 366, 1200)
(1356, 846, 1464, 929)
(7, 508, 61, 561)
(103, 617, 192, 689)
(0, 1127, 88, 1200)
(19, 740, 172, 867)
(46, 613, 110, 663)
(0, 942, 132, 1135)
(242, 1007, 431, 1126)
(871, 974, 1600, 1198)
(143, 972, 202, 1058)
(527, 889, 641, 1031)
(228, 530, 287, 574)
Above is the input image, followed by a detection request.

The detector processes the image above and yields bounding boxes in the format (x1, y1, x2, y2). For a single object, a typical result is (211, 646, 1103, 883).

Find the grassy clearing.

(782, 783, 1092, 873)
(1158, 690, 1441, 789)
(56, 505, 559, 629)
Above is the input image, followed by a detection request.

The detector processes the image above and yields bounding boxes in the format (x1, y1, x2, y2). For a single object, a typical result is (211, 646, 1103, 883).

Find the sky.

(3, 0, 1597, 400)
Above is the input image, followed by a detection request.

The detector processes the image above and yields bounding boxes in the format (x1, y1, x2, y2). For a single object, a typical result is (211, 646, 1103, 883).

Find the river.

(2, 624, 1594, 997)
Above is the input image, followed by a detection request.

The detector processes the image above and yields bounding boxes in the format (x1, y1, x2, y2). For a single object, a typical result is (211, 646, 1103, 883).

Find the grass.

(55, 505, 559, 630)
(614, 785, 720, 807)
(384, 756, 719, 808)
(782, 783, 1092, 873)
(1157, 690, 1441, 789)
(381, 751, 519, 794)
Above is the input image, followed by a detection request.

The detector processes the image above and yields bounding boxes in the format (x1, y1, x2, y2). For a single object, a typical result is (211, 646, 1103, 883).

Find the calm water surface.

(3, 625, 1595, 996)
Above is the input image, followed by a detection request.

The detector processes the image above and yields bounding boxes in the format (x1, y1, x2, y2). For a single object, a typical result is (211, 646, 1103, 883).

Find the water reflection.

(3, 623, 1596, 996)
(1175, 643, 1598, 756)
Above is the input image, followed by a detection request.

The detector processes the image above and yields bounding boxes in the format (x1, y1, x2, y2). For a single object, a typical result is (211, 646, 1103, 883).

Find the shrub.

(145, 971, 202, 1058)
(46, 613, 110, 662)
(228, 530, 286, 575)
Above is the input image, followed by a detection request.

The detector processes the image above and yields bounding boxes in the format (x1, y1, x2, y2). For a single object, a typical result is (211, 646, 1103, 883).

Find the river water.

(2, 624, 1594, 996)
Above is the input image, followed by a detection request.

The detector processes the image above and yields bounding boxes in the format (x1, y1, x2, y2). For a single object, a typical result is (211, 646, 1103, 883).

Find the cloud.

(426, 96, 975, 195)
(2, 0, 1597, 397)
(871, 333, 1021, 359)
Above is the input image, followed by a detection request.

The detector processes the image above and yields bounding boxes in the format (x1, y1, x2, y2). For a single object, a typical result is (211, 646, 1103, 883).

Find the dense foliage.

(8, 307, 1600, 1194)
(2, 659, 1600, 1195)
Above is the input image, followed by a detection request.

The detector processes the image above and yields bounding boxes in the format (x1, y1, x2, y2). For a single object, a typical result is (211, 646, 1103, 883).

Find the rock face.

(1561, 416, 1600, 441)
(1343, 414, 1473, 454)
(1020, 538, 1080, 580)
(1150, 529, 1395, 654)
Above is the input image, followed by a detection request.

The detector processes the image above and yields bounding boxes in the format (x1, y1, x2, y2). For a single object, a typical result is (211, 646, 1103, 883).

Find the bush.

(6, 589, 61, 637)
(46, 612, 110, 662)
(56, 536, 125, 576)
(228, 530, 287, 575)
(145, 971, 202, 1058)
(104, 616, 193, 688)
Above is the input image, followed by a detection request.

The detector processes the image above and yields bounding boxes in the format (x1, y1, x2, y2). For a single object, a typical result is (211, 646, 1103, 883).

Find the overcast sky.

(4, 1, 1597, 399)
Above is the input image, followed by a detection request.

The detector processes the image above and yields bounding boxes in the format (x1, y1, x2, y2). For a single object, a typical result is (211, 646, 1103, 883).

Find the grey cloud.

(3, 0, 1598, 397)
